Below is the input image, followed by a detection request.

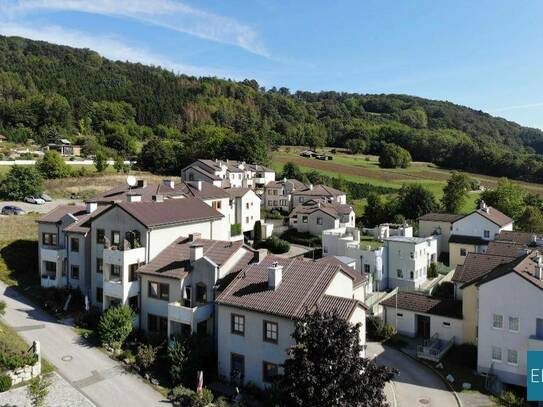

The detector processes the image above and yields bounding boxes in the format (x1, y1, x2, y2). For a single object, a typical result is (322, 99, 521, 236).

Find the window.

(71, 265, 80, 280)
(364, 264, 371, 274)
(196, 283, 207, 303)
(230, 353, 245, 383)
(443, 322, 451, 327)
(268, 200, 272, 206)
(537, 318, 543, 339)
(493, 314, 504, 329)
(397, 313, 403, 318)
(263, 321, 278, 343)
(128, 296, 139, 313)
(184, 286, 192, 307)
(43, 261, 56, 278)
(111, 231, 121, 246)
(316, 217, 322, 225)
(491, 346, 502, 362)
(302, 216, 308, 223)
(246, 202, 249, 209)
(96, 258, 103, 274)
(508, 316, 519, 332)
(410, 271, 414, 279)
(129, 264, 139, 282)
(42, 233, 58, 246)
(231, 314, 245, 335)
(147, 314, 168, 337)
(460, 248, 467, 257)
(110, 264, 121, 279)
(410, 252, 414, 259)
(507, 349, 518, 365)
(397, 269, 403, 278)
(96, 287, 103, 303)
(148, 281, 169, 301)
(212, 200, 222, 210)
(70, 237, 79, 252)
(263, 361, 279, 383)
(96, 229, 105, 244)
(483, 230, 490, 238)
(245, 217, 249, 224)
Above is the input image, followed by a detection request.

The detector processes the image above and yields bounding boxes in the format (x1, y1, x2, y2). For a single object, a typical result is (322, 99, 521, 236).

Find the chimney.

(309, 184, 313, 190)
(190, 244, 204, 263)
(283, 177, 287, 182)
(127, 193, 142, 203)
(535, 255, 543, 280)
(136, 179, 146, 188)
(189, 233, 202, 242)
(152, 194, 164, 202)
(254, 248, 268, 263)
(268, 261, 283, 290)
(163, 179, 174, 189)
(190, 180, 203, 191)
(85, 201, 97, 214)
(479, 200, 489, 213)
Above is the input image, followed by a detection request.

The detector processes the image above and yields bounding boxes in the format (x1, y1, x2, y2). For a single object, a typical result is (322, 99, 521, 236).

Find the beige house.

(418, 213, 463, 257)
(263, 178, 307, 212)
(216, 256, 366, 388)
(289, 200, 355, 236)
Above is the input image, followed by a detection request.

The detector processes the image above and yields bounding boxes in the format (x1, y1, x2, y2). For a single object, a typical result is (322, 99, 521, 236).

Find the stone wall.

(4, 341, 41, 386)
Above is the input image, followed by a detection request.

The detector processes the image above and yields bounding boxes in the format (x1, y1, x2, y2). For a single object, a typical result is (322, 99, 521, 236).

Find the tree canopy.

(378, 143, 412, 168)
(442, 172, 470, 213)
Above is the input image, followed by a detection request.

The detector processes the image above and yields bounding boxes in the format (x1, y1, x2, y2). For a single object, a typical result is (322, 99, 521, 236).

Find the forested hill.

(1, 34, 543, 181)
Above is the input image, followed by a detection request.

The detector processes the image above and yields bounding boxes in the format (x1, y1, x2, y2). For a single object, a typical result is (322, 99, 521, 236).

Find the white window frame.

(491, 346, 502, 362)
(507, 349, 518, 366)
(492, 314, 504, 329)
(508, 316, 520, 333)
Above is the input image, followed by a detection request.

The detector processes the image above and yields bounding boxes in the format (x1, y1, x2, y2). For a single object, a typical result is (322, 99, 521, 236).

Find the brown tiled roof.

(381, 291, 462, 319)
(194, 159, 273, 174)
(317, 256, 367, 287)
(418, 212, 464, 223)
(63, 205, 110, 234)
(38, 205, 86, 223)
(216, 256, 365, 320)
(137, 236, 253, 279)
(224, 187, 253, 198)
(476, 251, 543, 291)
(313, 295, 360, 320)
(265, 179, 306, 190)
(452, 252, 513, 285)
(475, 207, 513, 227)
(485, 241, 526, 258)
(117, 198, 223, 228)
(448, 235, 488, 245)
(292, 184, 346, 197)
(290, 201, 353, 219)
(495, 230, 535, 245)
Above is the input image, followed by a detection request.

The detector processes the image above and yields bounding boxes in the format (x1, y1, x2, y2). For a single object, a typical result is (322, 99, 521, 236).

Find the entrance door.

(416, 314, 431, 339)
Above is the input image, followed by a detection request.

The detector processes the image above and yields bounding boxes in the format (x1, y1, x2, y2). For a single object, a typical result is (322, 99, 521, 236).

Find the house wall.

(237, 191, 261, 233)
(38, 222, 65, 288)
(65, 232, 88, 292)
(291, 193, 346, 208)
(385, 239, 436, 290)
(449, 242, 480, 269)
(141, 274, 181, 330)
(419, 220, 452, 255)
(453, 213, 511, 240)
(290, 210, 338, 235)
(477, 272, 543, 387)
(461, 284, 478, 344)
(182, 167, 216, 184)
(324, 271, 354, 298)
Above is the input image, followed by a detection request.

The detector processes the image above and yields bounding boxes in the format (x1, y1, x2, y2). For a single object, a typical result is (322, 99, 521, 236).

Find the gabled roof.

(216, 256, 364, 320)
(292, 184, 346, 197)
(448, 235, 488, 245)
(317, 256, 367, 288)
(38, 204, 110, 234)
(265, 178, 307, 190)
(190, 159, 273, 174)
(472, 207, 513, 227)
(224, 187, 255, 199)
(38, 205, 86, 224)
(381, 291, 462, 319)
(115, 198, 223, 228)
(137, 236, 254, 279)
(485, 241, 526, 258)
(476, 251, 543, 291)
(63, 205, 110, 234)
(418, 212, 464, 223)
(495, 230, 536, 245)
(290, 201, 353, 219)
(452, 252, 513, 285)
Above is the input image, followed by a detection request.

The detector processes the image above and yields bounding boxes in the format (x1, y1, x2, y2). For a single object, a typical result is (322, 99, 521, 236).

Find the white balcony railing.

(168, 302, 214, 327)
(103, 246, 145, 267)
(103, 279, 124, 299)
(41, 247, 66, 263)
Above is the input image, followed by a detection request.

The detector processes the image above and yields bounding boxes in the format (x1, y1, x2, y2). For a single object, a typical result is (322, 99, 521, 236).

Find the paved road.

(0, 282, 167, 407)
(0, 198, 82, 216)
(367, 342, 458, 407)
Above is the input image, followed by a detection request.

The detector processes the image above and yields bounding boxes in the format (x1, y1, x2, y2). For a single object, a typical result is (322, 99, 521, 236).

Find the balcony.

(40, 272, 58, 288)
(103, 279, 124, 299)
(528, 335, 543, 351)
(41, 247, 66, 263)
(168, 302, 214, 328)
(103, 246, 145, 267)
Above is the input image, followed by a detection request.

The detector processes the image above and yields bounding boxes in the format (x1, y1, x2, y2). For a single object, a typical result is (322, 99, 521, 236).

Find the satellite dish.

(127, 175, 137, 187)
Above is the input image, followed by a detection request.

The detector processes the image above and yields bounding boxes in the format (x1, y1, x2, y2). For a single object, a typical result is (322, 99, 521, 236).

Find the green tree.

(113, 155, 128, 173)
(278, 312, 396, 407)
(281, 162, 307, 182)
(346, 138, 367, 154)
(361, 193, 390, 227)
(480, 178, 526, 220)
(517, 206, 543, 233)
(94, 149, 109, 173)
(253, 220, 262, 246)
(0, 300, 6, 316)
(136, 344, 158, 372)
(378, 143, 412, 168)
(27, 376, 51, 407)
(168, 334, 214, 387)
(397, 184, 438, 220)
(0, 165, 43, 200)
(36, 150, 71, 179)
(98, 305, 134, 351)
(442, 171, 470, 213)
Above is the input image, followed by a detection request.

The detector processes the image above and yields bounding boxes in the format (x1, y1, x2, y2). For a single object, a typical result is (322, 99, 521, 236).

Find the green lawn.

(360, 235, 383, 249)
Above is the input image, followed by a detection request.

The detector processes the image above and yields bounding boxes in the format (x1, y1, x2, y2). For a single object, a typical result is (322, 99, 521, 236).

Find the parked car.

(40, 194, 53, 202)
(69, 193, 81, 200)
(1, 205, 26, 215)
(24, 196, 45, 205)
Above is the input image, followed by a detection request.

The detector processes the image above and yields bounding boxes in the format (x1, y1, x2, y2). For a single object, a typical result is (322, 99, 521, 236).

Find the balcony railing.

(40, 247, 67, 262)
(168, 302, 214, 328)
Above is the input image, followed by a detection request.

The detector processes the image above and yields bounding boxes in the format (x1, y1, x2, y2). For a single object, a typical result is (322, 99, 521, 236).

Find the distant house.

(299, 150, 317, 158)
(263, 178, 307, 212)
(45, 139, 81, 156)
(0, 134, 6, 142)
(289, 200, 355, 235)
(291, 184, 347, 207)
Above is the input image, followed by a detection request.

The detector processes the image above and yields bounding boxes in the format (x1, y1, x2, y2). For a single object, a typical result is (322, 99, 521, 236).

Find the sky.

(1, 0, 543, 129)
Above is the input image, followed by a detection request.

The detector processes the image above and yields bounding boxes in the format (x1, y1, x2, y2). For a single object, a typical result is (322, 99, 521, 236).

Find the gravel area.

(0, 199, 81, 216)
(0, 372, 95, 407)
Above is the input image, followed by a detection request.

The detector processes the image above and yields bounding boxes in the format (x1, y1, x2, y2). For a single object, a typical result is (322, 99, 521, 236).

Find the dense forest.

(1, 35, 543, 181)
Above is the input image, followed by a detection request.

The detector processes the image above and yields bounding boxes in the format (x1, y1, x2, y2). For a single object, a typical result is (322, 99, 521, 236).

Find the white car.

(24, 196, 45, 205)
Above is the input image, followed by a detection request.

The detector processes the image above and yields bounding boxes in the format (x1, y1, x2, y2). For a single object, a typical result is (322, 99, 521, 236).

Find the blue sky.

(1, 0, 543, 128)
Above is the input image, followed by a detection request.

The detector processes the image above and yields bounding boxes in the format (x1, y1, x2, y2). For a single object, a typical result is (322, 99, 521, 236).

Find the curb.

(390, 345, 463, 407)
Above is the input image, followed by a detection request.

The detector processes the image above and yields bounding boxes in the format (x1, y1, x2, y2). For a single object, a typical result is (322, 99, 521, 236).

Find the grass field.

(272, 147, 543, 215)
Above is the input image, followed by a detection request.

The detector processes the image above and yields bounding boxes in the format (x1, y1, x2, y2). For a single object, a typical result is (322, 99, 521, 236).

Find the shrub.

(27, 376, 51, 407)
(378, 143, 412, 168)
(0, 374, 12, 392)
(0, 300, 5, 316)
(427, 263, 438, 278)
(279, 230, 321, 246)
(136, 344, 157, 371)
(98, 305, 135, 350)
(366, 316, 396, 341)
(265, 235, 290, 254)
(230, 223, 242, 237)
(168, 334, 215, 387)
(253, 220, 262, 245)
(0, 346, 38, 370)
(75, 308, 102, 331)
(36, 150, 71, 179)
(168, 385, 214, 407)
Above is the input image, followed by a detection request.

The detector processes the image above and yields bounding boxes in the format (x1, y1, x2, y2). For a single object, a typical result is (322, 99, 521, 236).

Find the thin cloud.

(1, 0, 270, 58)
(491, 101, 543, 113)
(0, 21, 235, 78)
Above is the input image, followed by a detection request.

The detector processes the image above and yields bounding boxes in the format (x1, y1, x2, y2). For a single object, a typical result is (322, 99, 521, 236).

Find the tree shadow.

(0, 239, 39, 289)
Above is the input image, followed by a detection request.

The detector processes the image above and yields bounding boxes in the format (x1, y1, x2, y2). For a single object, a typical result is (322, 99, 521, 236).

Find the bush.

(378, 143, 412, 168)
(253, 220, 262, 246)
(0, 165, 43, 200)
(168, 385, 214, 407)
(168, 334, 215, 387)
(98, 305, 135, 350)
(0, 374, 12, 392)
(0, 346, 38, 370)
(27, 376, 51, 407)
(427, 263, 438, 278)
(264, 235, 290, 254)
(75, 308, 102, 331)
(366, 316, 396, 341)
(136, 344, 157, 371)
(230, 223, 242, 237)
(279, 229, 321, 246)
(36, 150, 71, 179)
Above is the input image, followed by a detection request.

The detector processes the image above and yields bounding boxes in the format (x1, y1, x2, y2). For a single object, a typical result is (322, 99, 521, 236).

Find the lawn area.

(360, 235, 384, 249)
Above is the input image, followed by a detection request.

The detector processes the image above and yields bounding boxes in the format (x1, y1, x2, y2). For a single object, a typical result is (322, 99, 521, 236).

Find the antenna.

(127, 175, 136, 191)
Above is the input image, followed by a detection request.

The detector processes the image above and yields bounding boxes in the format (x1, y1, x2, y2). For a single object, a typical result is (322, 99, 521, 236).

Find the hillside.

(1, 35, 543, 182)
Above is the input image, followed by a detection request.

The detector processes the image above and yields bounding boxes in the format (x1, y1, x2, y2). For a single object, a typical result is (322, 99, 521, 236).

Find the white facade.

(477, 272, 543, 386)
(290, 208, 355, 236)
(229, 189, 262, 233)
(452, 211, 513, 242)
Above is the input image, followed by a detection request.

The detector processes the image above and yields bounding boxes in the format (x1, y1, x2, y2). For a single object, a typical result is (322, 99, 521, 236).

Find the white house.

(289, 201, 355, 235)
(476, 251, 543, 387)
(263, 178, 307, 212)
(215, 256, 367, 388)
(291, 184, 347, 207)
(224, 187, 262, 234)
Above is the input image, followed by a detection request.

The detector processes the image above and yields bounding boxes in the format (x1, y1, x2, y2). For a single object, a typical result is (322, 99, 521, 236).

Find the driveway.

(0, 282, 167, 407)
(0, 198, 81, 215)
(367, 342, 458, 407)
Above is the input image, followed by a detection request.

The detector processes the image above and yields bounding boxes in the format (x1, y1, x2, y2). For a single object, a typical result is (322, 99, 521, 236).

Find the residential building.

(263, 178, 307, 212)
(224, 187, 261, 234)
(44, 139, 81, 156)
(418, 213, 464, 257)
(215, 256, 367, 388)
(361, 223, 413, 240)
(289, 201, 355, 235)
(136, 234, 259, 338)
(291, 184, 347, 207)
(476, 251, 543, 386)
(381, 291, 463, 343)
(181, 159, 275, 192)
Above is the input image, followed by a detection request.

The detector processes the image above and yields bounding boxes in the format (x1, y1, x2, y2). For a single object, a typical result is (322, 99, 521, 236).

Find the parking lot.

(0, 198, 81, 216)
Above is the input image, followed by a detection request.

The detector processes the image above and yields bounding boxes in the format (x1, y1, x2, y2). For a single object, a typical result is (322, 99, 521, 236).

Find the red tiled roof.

(38, 205, 86, 223)
(265, 179, 307, 190)
(290, 201, 353, 219)
(381, 291, 462, 319)
(224, 187, 254, 198)
(495, 230, 535, 245)
(476, 251, 543, 291)
(485, 241, 526, 258)
(317, 256, 367, 287)
(452, 253, 513, 285)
